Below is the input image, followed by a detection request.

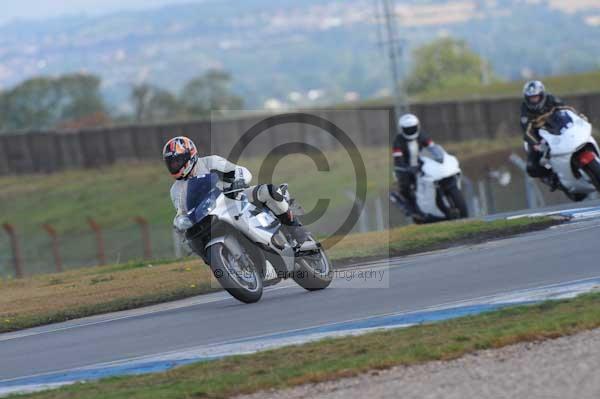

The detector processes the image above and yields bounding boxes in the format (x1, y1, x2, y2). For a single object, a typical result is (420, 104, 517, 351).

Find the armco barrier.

(1, 92, 599, 175)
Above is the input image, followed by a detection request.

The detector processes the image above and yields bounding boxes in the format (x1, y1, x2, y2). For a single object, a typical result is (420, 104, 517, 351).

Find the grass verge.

(0, 217, 560, 334)
(15, 290, 600, 399)
(327, 216, 558, 261)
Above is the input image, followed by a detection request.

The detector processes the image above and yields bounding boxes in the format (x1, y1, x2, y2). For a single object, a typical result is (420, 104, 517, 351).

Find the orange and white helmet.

(162, 136, 198, 180)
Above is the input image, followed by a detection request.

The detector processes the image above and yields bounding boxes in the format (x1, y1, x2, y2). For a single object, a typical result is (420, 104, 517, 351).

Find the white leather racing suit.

(170, 155, 290, 228)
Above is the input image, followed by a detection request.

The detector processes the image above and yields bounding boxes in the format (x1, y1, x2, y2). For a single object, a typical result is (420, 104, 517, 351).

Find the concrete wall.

(1, 93, 598, 175)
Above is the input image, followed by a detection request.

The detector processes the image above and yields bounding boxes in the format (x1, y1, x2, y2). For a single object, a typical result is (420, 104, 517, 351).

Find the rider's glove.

(229, 179, 248, 191)
(406, 165, 420, 175)
(533, 140, 548, 153)
(395, 165, 419, 173)
(173, 215, 193, 232)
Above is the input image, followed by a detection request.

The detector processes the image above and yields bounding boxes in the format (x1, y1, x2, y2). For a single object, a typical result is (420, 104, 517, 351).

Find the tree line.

(0, 37, 490, 133)
(0, 69, 243, 133)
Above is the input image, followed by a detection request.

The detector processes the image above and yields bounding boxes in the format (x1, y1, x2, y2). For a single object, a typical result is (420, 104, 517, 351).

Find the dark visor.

(403, 126, 419, 136)
(165, 153, 190, 174)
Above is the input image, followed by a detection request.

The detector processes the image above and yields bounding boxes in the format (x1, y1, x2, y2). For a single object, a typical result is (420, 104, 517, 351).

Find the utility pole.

(376, 0, 408, 117)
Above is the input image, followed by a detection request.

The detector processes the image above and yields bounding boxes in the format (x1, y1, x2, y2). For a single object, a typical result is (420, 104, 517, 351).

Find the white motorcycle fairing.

(202, 192, 297, 276)
(182, 172, 332, 303)
(539, 110, 600, 195)
(416, 152, 461, 218)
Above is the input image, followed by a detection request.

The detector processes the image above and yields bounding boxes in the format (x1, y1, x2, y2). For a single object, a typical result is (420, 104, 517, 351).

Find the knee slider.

(267, 184, 285, 201)
(256, 184, 288, 215)
(256, 184, 284, 202)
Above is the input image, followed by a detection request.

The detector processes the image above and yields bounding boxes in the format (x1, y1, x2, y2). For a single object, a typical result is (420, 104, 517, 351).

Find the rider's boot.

(278, 210, 311, 247)
(541, 173, 577, 199)
(404, 193, 421, 217)
(397, 189, 418, 216)
(406, 198, 419, 216)
(541, 174, 560, 192)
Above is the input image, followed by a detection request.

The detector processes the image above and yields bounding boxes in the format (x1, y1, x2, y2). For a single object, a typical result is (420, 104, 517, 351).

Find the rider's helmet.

(523, 80, 547, 112)
(398, 113, 420, 140)
(162, 136, 198, 180)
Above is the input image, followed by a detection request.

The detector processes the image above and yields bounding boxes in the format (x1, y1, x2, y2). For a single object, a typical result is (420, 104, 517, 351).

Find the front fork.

(437, 174, 461, 191)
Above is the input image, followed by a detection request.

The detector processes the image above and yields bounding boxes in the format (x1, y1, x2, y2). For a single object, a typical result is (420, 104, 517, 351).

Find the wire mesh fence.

(0, 222, 177, 278)
(0, 197, 390, 278)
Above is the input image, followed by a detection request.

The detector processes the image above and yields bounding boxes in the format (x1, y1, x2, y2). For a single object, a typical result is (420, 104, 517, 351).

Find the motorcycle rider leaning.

(163, 136, 309, 246)
(520, 80, 583, 192)
(392, 113, 444, 215)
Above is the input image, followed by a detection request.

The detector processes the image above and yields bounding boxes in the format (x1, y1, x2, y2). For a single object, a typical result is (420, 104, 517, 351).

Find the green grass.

(355, 70, 600, 106)
(15, 290, 600, 399)
(0, 217, 559, 334)
(326, 216, 558, 260)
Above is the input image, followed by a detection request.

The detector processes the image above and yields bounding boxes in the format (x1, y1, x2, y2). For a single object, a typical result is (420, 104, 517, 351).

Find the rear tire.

(446, 186, 469, 219)
(208, 243, 263, 304)
(583, 159, 600, 192)
(293, 249, 333, 291)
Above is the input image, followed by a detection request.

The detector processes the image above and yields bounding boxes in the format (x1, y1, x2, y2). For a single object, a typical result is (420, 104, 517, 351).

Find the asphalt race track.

(1, 214, 600, 392)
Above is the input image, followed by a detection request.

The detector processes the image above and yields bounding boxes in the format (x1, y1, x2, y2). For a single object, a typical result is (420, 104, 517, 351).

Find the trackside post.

(87, 218, 106, 266)
(42, 224, 62, 272)
(2, 223, 24, 278)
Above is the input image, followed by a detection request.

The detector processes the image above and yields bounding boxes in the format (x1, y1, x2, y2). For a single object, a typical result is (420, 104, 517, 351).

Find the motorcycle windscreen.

(545, 110, 574, 135)
(186, 172, 221, 224)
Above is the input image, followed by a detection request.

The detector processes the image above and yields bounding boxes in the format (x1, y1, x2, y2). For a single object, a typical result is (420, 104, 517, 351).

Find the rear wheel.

(445, 186, 469, 219)
(583, 159, 600, 192)
(208, 243, 263, 303)
(293, 249, 333, 291)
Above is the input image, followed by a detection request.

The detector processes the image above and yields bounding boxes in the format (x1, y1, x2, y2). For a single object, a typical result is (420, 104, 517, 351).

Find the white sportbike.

(392, 147, 469, 223)
(535, 108, 600, 201)
(177, 172, 332, 303)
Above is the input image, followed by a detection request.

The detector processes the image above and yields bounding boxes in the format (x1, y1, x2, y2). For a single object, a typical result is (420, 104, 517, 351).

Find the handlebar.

(223, 187, 247, 195)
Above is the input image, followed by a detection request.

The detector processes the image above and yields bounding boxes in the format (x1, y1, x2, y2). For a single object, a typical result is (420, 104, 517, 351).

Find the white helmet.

(398, 113, 420, 140)
(523, 80, 547, 112)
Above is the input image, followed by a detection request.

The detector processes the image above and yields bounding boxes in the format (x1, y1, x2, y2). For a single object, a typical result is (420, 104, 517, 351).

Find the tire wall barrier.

(1, 93, 599, 175)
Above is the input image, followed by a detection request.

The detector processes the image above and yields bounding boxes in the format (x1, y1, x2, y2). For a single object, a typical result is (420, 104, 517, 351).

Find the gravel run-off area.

(238, 328, 600, 399)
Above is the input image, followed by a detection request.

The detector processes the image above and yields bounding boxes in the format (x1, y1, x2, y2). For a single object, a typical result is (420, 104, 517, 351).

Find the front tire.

(583, 159, 600, 192)
(293, 249, 333, 291)
(445, 186, 469, 219)
(208, 243, 263, 304)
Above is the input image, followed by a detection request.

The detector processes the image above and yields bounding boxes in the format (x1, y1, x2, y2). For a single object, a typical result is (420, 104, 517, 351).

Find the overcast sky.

(1, 0, 209, 23)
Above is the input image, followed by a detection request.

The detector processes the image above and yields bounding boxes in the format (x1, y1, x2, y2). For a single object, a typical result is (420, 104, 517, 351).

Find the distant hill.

(0, 0, 599, 109)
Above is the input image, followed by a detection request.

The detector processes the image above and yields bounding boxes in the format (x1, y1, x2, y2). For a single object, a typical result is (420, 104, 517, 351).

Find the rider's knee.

(255, 184, 282, 201)
(254, 184, 289, 215)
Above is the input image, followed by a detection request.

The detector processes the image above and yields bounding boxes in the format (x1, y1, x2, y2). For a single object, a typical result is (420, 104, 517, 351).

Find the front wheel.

(293, 249, 333, 291)
(583, 159, 600, 193)
(208, 243, 263, 303)
(444, 186, 469, 219)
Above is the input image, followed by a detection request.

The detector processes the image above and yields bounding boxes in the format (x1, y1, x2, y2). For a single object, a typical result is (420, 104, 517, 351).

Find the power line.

(377, 0, 407, 116)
